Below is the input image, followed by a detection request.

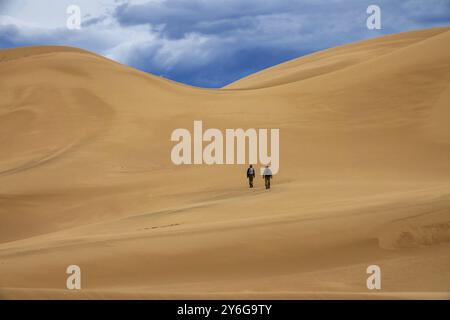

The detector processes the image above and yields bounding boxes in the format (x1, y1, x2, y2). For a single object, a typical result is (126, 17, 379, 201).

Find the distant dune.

(0, 27, 449, 299)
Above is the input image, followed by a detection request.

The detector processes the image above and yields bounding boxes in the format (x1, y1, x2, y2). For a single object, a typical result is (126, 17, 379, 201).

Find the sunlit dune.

(0, 27, 450, 299)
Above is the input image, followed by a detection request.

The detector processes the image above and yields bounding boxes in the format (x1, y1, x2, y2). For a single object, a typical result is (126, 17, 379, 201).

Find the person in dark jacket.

(246, 164, 256, 188)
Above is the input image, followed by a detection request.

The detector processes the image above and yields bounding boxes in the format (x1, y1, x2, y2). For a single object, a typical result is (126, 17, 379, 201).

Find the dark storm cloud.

(0, 0, 14, 12)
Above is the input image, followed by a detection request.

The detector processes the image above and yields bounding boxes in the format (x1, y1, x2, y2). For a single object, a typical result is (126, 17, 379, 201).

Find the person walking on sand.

(246, 164, 256, 188)
(262, 165, 273, 189)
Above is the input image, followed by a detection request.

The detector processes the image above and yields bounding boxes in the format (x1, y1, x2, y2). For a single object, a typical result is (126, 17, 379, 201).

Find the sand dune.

(0, 27, 450, 299)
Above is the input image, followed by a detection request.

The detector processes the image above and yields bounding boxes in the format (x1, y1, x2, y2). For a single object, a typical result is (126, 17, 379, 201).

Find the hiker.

(246, 164, 256, 188)
(262, 165, 273, 189)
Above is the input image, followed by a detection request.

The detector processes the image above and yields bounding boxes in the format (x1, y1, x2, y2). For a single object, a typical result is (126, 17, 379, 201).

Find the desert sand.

(0, 27, 449, 299)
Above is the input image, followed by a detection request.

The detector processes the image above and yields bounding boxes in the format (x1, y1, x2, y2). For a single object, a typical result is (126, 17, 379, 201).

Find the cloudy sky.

(0, 0, 449, 87)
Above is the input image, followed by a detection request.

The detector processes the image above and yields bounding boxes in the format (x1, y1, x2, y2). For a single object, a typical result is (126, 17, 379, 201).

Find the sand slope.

(0, 27, 450, 299)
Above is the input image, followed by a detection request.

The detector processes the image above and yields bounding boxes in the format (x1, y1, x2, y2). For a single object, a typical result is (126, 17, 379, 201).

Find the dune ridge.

(0, 27, 450, 299)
